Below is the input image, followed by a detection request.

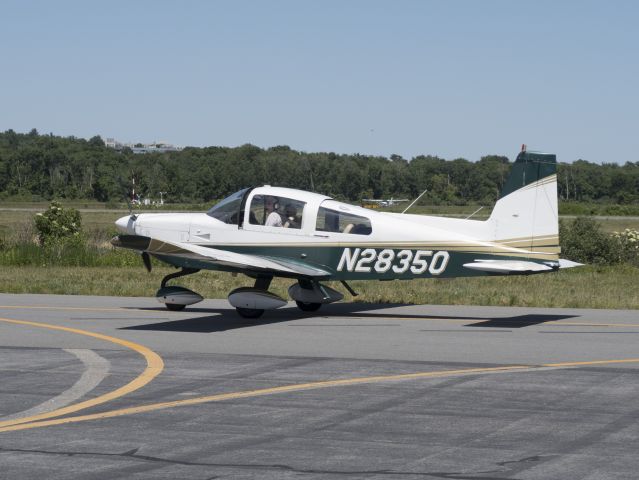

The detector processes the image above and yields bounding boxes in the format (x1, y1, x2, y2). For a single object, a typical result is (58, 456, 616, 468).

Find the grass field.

(0, 264, 636, 310)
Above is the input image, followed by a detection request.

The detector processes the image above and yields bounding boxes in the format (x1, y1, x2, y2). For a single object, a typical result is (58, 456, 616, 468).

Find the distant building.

(105, 137, 182, 154)
(105, 137, 121, 149)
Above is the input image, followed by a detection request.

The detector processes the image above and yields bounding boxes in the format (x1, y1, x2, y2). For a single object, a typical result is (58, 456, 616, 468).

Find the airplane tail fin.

(487, 147, 559, 259)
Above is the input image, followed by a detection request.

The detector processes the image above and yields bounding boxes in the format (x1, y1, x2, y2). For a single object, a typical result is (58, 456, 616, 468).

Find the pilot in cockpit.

(264, 196, 283, 227)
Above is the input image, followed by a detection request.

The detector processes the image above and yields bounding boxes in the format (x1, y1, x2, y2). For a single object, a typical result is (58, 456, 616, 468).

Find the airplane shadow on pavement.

(121, 303, 579, 333)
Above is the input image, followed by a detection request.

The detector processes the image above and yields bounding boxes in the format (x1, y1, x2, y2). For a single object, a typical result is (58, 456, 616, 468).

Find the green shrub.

(559, 217, 622, 265)
(34, 201, 82, 246)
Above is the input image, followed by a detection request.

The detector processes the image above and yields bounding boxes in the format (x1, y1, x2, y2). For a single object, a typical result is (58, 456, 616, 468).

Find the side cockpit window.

(316, 207, 372, 235)
(249, 195, 305, 229)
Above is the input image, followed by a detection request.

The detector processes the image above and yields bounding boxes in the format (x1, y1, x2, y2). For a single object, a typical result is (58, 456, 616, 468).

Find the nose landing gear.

(156, 268, 202, 311)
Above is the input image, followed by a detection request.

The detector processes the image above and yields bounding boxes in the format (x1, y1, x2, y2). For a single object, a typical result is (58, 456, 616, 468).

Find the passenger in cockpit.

(283, 204, 299, 228)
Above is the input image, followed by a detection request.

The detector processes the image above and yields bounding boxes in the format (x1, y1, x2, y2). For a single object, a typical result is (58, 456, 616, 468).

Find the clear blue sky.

(1, 0, 638, 163)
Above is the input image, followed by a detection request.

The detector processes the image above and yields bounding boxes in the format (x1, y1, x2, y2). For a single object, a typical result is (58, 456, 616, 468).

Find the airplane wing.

(112, 235, 331, 278)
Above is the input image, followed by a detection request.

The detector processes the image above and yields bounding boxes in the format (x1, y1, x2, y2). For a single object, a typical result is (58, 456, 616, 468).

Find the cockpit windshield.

(206, 188, 249, 224)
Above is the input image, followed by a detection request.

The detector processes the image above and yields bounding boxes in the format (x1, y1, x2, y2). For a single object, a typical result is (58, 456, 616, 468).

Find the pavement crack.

(496, 455, 545, 467)
(0, 446, 519, 477)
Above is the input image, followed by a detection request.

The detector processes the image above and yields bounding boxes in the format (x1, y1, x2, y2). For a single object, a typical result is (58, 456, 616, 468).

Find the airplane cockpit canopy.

(206, 186, 372, 235)
(206, 188, 250, 224)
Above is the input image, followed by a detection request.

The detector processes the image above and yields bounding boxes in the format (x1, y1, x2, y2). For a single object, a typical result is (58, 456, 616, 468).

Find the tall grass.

(0, 242, 140, 267)
(559, 202, 639, 216)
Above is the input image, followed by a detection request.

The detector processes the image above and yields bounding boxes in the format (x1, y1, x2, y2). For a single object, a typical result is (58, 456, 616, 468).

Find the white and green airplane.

(113, 147, 580, 318)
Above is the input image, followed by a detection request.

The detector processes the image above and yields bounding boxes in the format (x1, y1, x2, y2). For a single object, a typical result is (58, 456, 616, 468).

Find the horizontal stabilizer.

(558, 259, 583, 269)
(463, 259, 554, 274)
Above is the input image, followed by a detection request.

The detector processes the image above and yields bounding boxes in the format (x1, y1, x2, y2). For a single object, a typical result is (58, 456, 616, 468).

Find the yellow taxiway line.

(0, 317, 164, 429)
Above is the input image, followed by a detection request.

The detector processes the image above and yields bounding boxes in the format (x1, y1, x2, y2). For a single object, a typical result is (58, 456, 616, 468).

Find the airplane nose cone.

(115, 215, 135, 234)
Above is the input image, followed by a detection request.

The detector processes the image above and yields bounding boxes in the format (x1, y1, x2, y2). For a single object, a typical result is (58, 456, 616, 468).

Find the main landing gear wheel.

(236, 307, 265, 319)
(165, 303, 186, 311)
(295, 301, 322, 312)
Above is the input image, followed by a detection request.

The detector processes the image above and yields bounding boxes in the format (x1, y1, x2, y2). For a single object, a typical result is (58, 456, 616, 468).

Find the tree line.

(1, 129, 638, 206)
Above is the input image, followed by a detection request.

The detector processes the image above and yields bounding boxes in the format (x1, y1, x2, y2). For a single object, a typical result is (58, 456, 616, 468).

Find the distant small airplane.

(362, 198, 409, 207)
(112, 146, 581, 318)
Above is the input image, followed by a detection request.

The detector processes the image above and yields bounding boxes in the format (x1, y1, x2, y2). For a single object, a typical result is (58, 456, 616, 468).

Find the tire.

(165, 303, 186, 311)
(295, 301, 322, 312)
(236, 307, 265, 319)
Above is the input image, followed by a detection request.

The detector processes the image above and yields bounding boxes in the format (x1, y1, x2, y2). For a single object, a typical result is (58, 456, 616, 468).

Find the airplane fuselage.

(120, 185, 558, 282)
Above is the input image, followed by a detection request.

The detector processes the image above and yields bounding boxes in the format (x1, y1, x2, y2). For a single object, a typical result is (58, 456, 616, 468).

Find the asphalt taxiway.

(1, 293, 638, 479)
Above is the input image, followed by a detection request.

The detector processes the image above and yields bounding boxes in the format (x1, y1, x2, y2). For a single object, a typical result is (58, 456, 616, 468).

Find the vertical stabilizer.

(488, 148, 559, 258)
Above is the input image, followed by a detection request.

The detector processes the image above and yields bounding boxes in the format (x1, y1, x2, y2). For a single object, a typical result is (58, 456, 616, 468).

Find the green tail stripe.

(499, 151, 557, 199)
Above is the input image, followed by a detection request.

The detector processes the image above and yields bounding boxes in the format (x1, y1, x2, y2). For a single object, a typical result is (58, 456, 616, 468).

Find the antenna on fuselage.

(303, 158, 315, 191)
(464, 206, 484, 219)
(401, 188, 428, 214)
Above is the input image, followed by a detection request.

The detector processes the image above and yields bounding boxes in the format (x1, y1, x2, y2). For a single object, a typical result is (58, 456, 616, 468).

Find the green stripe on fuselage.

(179, 245, 554, 280)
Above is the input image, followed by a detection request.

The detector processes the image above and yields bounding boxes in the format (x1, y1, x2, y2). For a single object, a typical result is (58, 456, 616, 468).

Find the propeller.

(141, 251, 152, 272)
